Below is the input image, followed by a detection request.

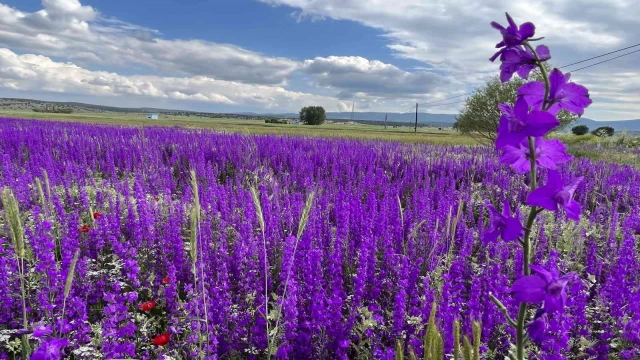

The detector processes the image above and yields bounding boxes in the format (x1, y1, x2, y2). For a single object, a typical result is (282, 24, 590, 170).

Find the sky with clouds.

(0, 0, 637, 120)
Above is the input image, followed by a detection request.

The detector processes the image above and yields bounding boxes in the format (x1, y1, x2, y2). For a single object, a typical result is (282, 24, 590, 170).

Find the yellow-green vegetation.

(0, 110, 476, 145)
(552, 132, 640, 167)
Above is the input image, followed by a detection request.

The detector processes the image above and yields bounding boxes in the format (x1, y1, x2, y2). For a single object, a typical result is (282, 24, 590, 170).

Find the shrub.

(299, 106, 326, 125)
(571, 125, 589, 135)
(591, 126, 614, 137)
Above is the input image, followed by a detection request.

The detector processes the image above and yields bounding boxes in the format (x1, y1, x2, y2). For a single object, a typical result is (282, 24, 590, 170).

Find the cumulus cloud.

(303, 56, 456, 98)
(0, 1, 299, 85)
(261, 0, 640, 119)
(0, 48, 339, 110)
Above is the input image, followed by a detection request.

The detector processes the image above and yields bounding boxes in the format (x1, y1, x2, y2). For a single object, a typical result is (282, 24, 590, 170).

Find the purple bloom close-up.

(490, 12, 536, 62)
(33, 324, 53, 338)
(495, 97, 560, 150)
(500, 45, 551, 83)
(499, 137, 572, 173)
(527, 309, 548, 344)
(31, 338, 70, 360)
(518, 68, 592, 116)
(511, 265, 575, 313)
(526, 170, 583, 221)
(482, 199, 523, 242)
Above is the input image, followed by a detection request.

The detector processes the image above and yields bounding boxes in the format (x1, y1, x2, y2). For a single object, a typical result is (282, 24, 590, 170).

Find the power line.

(420, 100, 467, 108)
(417, 93, 474, 107)
(559, 43, 640, 69)
(568, 48, 640, 73)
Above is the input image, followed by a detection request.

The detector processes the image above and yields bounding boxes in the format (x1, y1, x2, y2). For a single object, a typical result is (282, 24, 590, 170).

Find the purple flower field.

(1, 118, 639, 359)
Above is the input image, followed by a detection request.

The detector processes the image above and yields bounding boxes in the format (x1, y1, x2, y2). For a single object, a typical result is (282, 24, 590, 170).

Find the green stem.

(523, 41, 551, 111)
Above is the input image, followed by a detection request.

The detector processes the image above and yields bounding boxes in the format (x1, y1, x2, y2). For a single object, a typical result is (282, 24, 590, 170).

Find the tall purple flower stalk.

(488, 12, 592, 360)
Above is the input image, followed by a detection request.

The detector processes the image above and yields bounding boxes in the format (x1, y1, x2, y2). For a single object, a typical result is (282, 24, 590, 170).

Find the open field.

(0, 110, 476, 145)
(1, 119, 640, 358)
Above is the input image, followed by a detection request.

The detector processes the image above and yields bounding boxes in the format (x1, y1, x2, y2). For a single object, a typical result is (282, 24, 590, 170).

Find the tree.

(591, 126, 614, 137)
(299, 106, 326, 125)
(571, 125, 589, 135)
(454, 66, 577, 144)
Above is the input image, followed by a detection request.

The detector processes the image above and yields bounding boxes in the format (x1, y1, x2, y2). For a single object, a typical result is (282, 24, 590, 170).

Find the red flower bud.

(93, 212, 103, 219)
(161, 277, 170, 285)
(80, 225, 91, 233)
(152, 332, 170, 346)
(138, 301, 157, 312)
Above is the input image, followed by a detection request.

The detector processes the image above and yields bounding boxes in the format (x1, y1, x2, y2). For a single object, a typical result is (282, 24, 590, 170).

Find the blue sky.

(0, 0, 637, 120)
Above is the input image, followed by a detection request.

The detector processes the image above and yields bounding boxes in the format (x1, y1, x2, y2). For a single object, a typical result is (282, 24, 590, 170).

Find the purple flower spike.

(490, 12, 536, 62)
(499, 137, 572, 173)
(511, 265, 575, 313)
(495, 97, 560, 150)
(500, 45, 551, 83)
(482, 200, 523, 242)
(518, 68, 592, 116)
(526, 309, 548, 343)
(526, 170, 583, 221)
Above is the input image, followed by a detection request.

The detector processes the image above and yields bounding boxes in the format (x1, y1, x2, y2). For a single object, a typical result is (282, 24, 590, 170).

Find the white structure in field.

(147, 113, 159, 119)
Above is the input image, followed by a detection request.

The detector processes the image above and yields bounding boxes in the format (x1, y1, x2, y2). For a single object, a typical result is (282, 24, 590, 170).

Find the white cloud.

(303, 56, 456, 98)
(0, 1, 299, 85)
(0, 48, 339, 110)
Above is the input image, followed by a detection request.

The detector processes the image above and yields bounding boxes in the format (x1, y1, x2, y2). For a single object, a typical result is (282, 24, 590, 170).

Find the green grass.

(0, 110, 477, 145)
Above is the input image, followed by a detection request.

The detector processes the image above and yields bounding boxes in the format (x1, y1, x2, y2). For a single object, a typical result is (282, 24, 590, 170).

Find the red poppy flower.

(161, 277, 170, 285)
(80, 225, 91, 233)
(138, 301, 157, 312)
(154, 196, 160, 201)
(152, 332, 170, 346)
(93, 212, 103, 219)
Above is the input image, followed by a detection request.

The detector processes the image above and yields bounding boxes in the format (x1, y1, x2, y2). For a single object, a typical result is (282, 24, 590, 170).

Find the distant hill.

(1, 97, 639, 130)
(573, 118, 640, 132)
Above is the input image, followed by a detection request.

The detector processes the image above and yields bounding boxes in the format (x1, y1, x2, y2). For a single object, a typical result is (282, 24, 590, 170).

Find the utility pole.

(384, 113, 387, 129)
(414, 103, 418, 133)
(351, 100, 355, 121)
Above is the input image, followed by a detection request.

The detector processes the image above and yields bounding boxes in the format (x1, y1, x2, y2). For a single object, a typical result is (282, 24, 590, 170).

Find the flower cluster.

(488, 12, 592, 358)
(1, 115, 638, 358)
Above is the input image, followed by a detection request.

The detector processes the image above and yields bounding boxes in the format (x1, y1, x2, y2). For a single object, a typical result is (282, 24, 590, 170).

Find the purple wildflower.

(482, 199, 523, 242)
(31, 338, 70, 360)
(500, 45, 550, 83)
(499, 137, 572, 173)
(495, 97, 560, 150)
(490, 12, 536, 62)
(511, 265, 575, 313)
(526, 170, 583, 221)
(33, 324, 53, 338)
(518, 68, 592, 115)
(526, 309, 548, 344)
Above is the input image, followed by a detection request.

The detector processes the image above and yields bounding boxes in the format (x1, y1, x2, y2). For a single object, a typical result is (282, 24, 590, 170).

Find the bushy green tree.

(299, 106, 326, 125)
(571, 125, 589, 135)
(592, 126, 614, 137)
(454, 66, 577, 143)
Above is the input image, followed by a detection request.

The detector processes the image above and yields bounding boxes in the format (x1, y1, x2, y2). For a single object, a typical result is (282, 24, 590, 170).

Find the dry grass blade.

(2, 187, 25, 258)
(65, 250, 80, 297)
(296, 192, 315, 241)
(250, 186, 265, 234)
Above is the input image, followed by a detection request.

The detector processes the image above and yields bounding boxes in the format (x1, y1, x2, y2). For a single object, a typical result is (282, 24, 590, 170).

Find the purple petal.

(563, 176, 584, 198)
(527, 314, 547, 344)
(524, 110, 559, 137)
(563, 200, 581, 221)
(511, 275, 547, 303)
(516, 64, 536, 79)
(496, 126, 527, 150)
(482, 228, 501, 243)
(502, 199, 512, 217)
(526, 186, 558, 210)
(530, 265, 553, 284)
(517, 81, 545, 109)
(500, 70, 514, 83)
(503, 217, 524, 241)
(546, 170, 565, 191)
(519, 22, 536, 39)
(514, 96, 529, 119)
(490, 48, 505, 62)
(543, 292, 565, 313)
(505, 13, 517, 29)
(535, 45, 551, 61)
(548, 68, 570, 100)
(558, 83, 592, 116)
(491, 21, 506, 31)
(500, 145, 531, 173)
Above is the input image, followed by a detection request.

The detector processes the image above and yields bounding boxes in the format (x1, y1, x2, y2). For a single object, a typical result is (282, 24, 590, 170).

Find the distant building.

(147, 113, 159, 120)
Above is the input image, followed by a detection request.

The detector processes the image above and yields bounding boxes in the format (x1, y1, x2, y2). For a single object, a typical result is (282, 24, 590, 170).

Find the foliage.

(591, 126, 615, 137)
(454, 66, 577, 143)
(265, 118, 288, 124)
(299, 106, 326, 125)
(571, 125, 589, 135)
